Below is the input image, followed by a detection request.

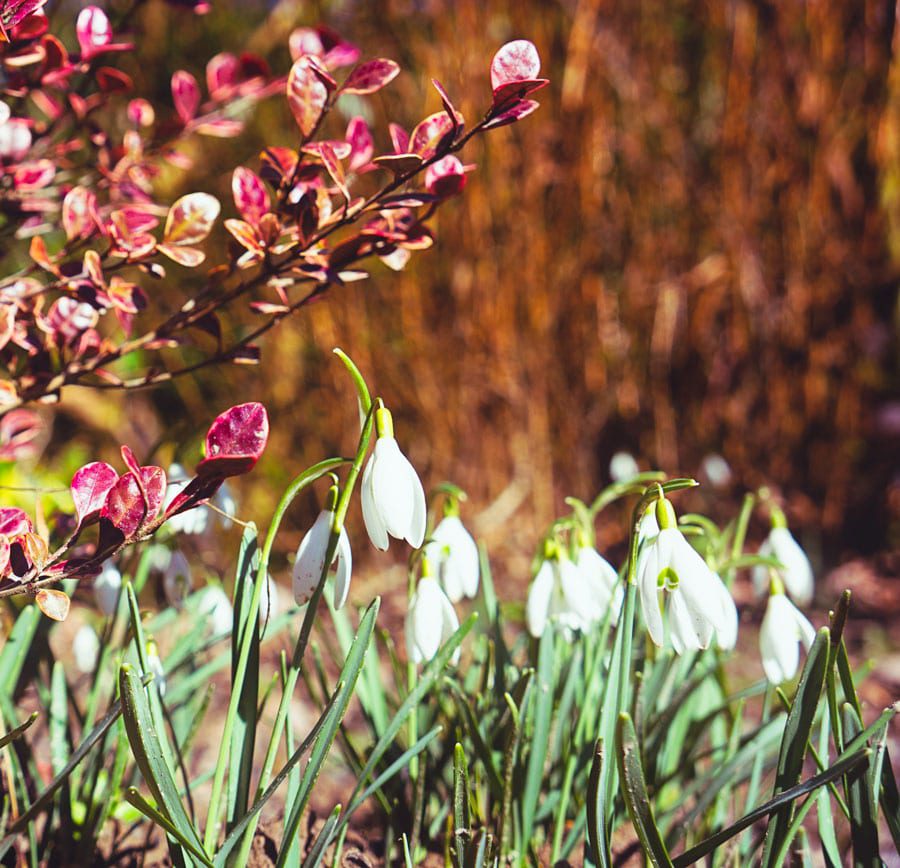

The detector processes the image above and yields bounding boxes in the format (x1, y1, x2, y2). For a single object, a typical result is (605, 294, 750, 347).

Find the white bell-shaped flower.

(94, 558, 122, 616)
(638, 505, 660, 545)
(759, 589, 815, 683)
(258, 573, 281, 624)
(752, 524, 814, 606)
(73, 624, 100, 674)
(162, 549, 192, 610)
(405, 575, 461, 664)
(424, 513, 479, 602)
(609, 451, 640, 482)
(573, 539, 622, 626)
(146, 640, 166, 696)
(637, 496, 736, 653)
(361, 406, 426, 551)
(292, 508, 353, 609)
(526, 549, 589, 638)
(198, 584, 233, 636)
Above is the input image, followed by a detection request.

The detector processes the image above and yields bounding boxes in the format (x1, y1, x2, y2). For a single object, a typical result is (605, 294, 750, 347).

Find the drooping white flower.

(146, 640, 166, 696)
(405, 575, 461, 664)
(526, 551, 589, 638)
(700, 453, 732, 488)
(258, 573, 282, 625)
(361, 407, 426, 551)
(198, 584, 233, 636)
(573, 542, 622, 626)
(609, 451, 640, 482)
(162, 550, 192, 610)
(752, 525, 814, 606)
(759, 592, 815, 683)
(164, 463, 209, 536)
(637, 497, 735, 653)
(73, 624, 100, 674)
(424, 514, 479, 602)
(292, 509, 353, 609)
(94, 558, 122, 616)
(638, 505, 660, 545)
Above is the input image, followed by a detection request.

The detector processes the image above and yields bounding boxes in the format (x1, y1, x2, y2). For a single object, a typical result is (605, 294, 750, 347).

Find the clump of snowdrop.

(572, 530, 623, 625)
(292, 483, 352, 609)
(424, 497, 479, 603)
(406, 560, 461, 664)
(361, 404, 426, 551)
(759, 577, 816, 683)
(752, 506, 814, 606)
(636, 492, 738, 654)
(526, 542, 585, 638)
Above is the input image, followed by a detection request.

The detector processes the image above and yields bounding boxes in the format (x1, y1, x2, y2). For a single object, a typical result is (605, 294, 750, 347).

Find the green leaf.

(760, 626, 829, 867)
(586, 739, 610, 868)
(123, 788, 213, 867)
(616, 713, 673, 867)
(118, 664, 206, 861)
(49, 662, 69, 777)
(0, 605, 40, 695)
(301, 804, 342, 868)
(0, 711, 37, 750)
(453, 743, 471, 868)
(521, 627, 554, 843)
(842, 704, 879, 867)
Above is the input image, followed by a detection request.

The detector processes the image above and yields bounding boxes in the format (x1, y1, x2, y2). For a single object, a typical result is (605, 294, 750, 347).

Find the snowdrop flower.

(638, 504, 660, 545)
(572, 534, 623, 625)
(198, 584, 233, 636)
(361, 405, 426, 551)
(637, 495, 737, 653)
(424, 510, 479, 603)
(292, 488, 352, 609)
(94, 558, 122, 616)
(700, 453, 732, 488)
(73, 625, 100, 674)
(752, 515, 814, 606)
(610, 451, 640, 482)
(526, 545, 587, 638)
(162, 550, 192, 610)
(759, 583, 815, 683)
(258, 573, 282, 625)
(405, 572, 460, 665)
(146, 640, 166, 696)
(164, 463, 209, 536)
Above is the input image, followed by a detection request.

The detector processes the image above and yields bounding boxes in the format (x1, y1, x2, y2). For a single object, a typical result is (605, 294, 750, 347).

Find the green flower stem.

(202, 455, 351, 855)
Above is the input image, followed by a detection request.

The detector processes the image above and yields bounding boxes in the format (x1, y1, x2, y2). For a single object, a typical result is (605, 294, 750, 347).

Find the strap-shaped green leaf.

(616, 712, 673, 868)
(123, 788, 213, 867)
(452, 743, 471, 868)
(842, 704, 880, 867)
(761, 626, 830, 867)
(118, 663, 206, 861)
(521, 627, 554, 843)
(0, 711, 37, 750)
(0, 604, 40, 695)
(300, 803, 342, 868)
(586, 738, 610, 868)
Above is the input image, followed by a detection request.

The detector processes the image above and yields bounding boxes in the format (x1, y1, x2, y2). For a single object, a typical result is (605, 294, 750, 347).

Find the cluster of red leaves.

(0, 402, 268, 619)
(0, 3, 545, 418)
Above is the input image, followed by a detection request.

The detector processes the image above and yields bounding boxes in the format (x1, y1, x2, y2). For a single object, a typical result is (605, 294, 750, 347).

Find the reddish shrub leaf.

(171, 70, 200, 124)
(287, 56, 328, 137)
(71, 461, 118, 526)
(409, 112, 457, 159)
(432, 78, 463, 134)
(483, 98, 541, 130)
(490, 39, 541, 90)
(101, 466, 166, 538)
(490, 78, 548, 109)
(96, 66, 132, 92)
(374, 153, 422, 175)
(318, 142, 349, 201)
(232, 167, 270, 228)
(341, 58, 399, 95)
(157, 244, 205, 267)
(346, 116, 373, 172)
(13, 160, 54, 190)
(0, 535, 9, 576)
(425, 155, 467, 199)
(21, 532, 47, 571)
(63, 186, 97, 241)
(196, 402, 269, 478)
(225, 219, 262, 253)
(0, 507, 32, 537)
(76, 6, 111, 59)
(163, 192, 220, 246)
(389, 123, 409, 154)
(36, 588, 70, 621)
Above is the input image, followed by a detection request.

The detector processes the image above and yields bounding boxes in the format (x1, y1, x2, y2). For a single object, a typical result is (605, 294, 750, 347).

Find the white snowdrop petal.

(752, 537, 774, 596)
(412, 578, 444, 661)
(526, 561, 555, 638)
(292, 511, 331, 605)
(770, 527, 814, 606)
(637, 545, 665, 646)
(73, 625, 100, 674)
(332, 527, 353, 609)
(372, 439, 415, 539)
(361, 454, 389, 551)
(405, 458, 427, 548)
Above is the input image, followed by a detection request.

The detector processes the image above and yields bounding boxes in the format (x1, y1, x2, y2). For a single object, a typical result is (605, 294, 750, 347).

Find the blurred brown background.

(53, 0, 900, 579)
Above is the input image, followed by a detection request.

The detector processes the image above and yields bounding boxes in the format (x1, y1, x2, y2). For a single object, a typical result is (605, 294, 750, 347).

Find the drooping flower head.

(424, 495, 479, 603)
(405, 560, 461, 665)
(292, 481, 352, 609)
(752, 506, 814, 606)
(637, 492, 737, 654)
(526, 540, 590, 638)
(361, 404, 426, 551)
(759, 577, 815, 683)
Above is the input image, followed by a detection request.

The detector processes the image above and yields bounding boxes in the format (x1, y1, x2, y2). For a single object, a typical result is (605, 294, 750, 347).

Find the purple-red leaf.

(172, 70, 201, 124)
(318, 142, 349, 201)
(346, 116, 374, 172)
(71, 461, 118, 526)
(409, 112, 457, 160)
(490, 39, 541, 90)
(196, 402, 269, 478)
(163, 193, 220, 246)
(232, 167, 270, 228)
(341, 58, 400, 95)
(373, 153, 423, 175)
(287, 56, 328, 137)
(100, 466, 166, 538)
(0, 507, 31, 538)
(490, 78, 548, 110)
(483, 98, 541, 130)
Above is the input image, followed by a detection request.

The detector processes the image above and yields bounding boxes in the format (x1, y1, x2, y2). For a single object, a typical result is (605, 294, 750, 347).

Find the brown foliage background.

(61, 0, 900, 572)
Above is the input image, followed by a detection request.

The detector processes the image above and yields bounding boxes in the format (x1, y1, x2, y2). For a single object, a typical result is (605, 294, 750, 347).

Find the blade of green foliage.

(0, 605, 39, 695)
(49, 662, 69, 777)
(226, 525, 260, 834)
(841, 704, 879, 867)
(586, 738, 610, 868)
(672, 748, 869, 866)
(123, 787, 213, 867)
(119, 663, 206, 860)
(301, 803, 342, 868)
(760, 626, 829, 867)
(521, 628, 554, 848)
(816, 711, 842, 868)
(275, 599, 378, 866)
(448, 681, 504, 799)
(498, 688, 526, 861)
(0, 711, 37, 750)
(616, 712, 673, 867)
(453, 743, 471, 868)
